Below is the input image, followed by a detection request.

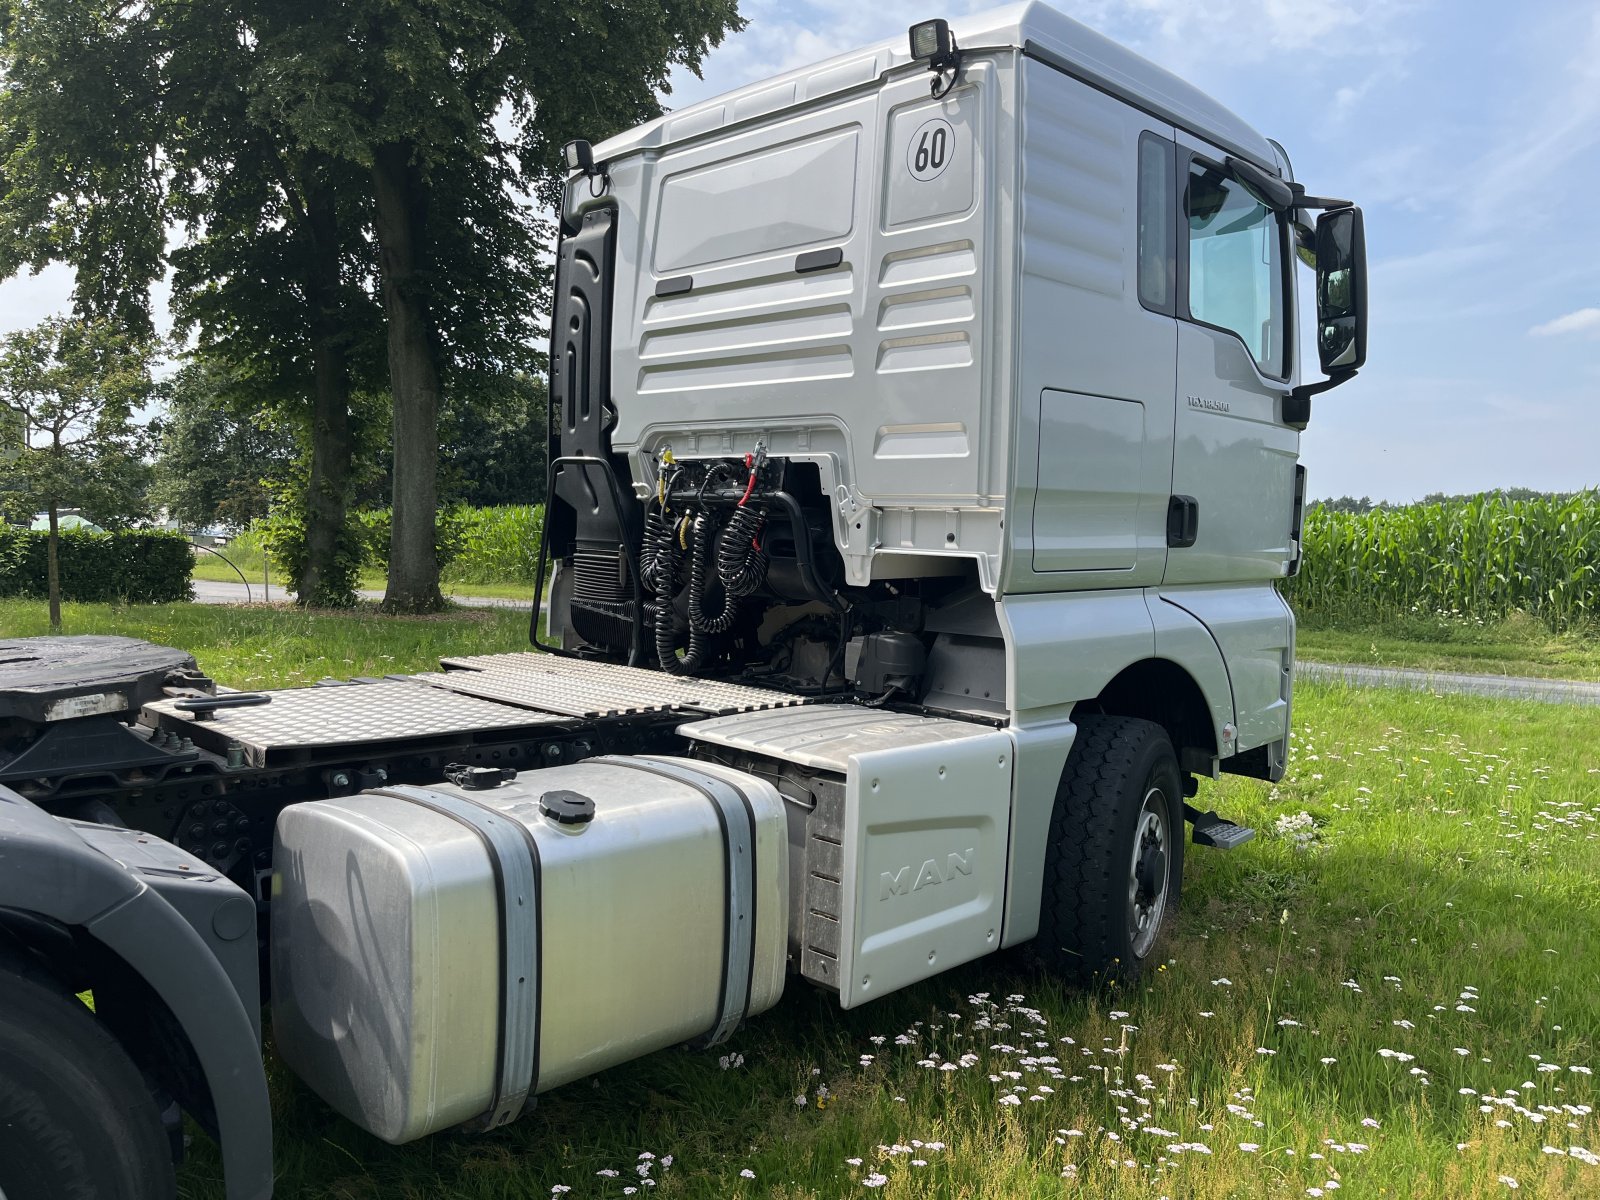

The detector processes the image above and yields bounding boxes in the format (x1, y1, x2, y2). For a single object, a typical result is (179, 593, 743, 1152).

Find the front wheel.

(1035, 715, 1184, 985)
(0, 961, 176, 1200)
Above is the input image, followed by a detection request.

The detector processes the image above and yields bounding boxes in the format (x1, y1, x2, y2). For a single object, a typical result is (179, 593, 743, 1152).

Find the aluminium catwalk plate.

(143, 680, 568, 767)
(419, 652, 814, 720)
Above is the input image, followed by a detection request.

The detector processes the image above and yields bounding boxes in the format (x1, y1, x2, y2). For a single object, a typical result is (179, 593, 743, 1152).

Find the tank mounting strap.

(598, 756, 756, 1048)
(379, 785, 542, 1130)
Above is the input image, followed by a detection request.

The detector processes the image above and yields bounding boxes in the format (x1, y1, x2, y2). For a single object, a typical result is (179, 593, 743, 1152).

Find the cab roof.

(591, 2, 1281, 172)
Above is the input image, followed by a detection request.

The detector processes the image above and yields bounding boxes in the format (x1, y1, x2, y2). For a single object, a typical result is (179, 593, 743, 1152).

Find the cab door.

(1163, 133, 1300, 751)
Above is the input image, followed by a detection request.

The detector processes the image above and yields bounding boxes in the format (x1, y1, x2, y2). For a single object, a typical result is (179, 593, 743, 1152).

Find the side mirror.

(1314, 206, 1367, 374)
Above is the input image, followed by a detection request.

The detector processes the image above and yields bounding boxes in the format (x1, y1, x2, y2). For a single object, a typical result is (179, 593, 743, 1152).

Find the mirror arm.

(1284, 370, 1357, 428)
(1225, 155, 1295, 210)
(1288, 182, 1353, 213)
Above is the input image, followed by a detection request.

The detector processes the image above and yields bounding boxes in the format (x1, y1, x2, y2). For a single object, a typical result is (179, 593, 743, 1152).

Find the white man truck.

(0, 5, 1367, 1197)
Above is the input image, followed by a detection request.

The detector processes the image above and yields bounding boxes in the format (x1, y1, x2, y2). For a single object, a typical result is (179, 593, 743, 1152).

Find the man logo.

(879, 849, 975, 900)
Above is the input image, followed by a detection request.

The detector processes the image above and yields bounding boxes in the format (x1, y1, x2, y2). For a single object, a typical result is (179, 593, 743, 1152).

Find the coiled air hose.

(717, 503, 769, 597)
(648, 457, 772, 673)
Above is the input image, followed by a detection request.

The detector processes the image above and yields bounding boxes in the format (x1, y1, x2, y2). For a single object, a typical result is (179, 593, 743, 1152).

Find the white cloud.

(1528, 308, 1600, 339)
(1459, 7, 1600, 234)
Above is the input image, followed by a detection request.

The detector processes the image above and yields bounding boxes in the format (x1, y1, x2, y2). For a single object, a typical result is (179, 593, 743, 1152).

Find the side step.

(1184, 804, 1256, 850)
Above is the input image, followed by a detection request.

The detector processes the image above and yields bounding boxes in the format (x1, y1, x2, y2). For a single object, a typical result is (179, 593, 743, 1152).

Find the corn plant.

(1287, 491, 1600, 632)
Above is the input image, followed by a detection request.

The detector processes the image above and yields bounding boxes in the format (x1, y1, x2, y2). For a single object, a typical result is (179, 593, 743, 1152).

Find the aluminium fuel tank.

(270, 755, 788, 1144)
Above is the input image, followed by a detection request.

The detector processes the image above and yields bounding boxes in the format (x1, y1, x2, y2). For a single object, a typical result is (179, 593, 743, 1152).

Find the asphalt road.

(1294, 661, 1600, 708)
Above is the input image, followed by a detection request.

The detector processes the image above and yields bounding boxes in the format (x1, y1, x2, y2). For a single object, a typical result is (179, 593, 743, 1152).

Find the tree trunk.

(298, 186, 355, 608)
(371, 142, 443, 614)
(46, 500, 61, 631)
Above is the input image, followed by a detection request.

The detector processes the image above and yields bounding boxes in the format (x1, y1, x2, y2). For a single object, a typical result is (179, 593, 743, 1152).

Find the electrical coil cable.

(639, 501, 675, 594)
(654, 529, 705, 675)
(688, 512, 741, 635)
(647, 453, 773, 674)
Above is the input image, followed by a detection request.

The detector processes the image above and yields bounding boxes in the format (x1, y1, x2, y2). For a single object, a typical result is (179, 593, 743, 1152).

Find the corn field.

(1287, 491, 1600, 631)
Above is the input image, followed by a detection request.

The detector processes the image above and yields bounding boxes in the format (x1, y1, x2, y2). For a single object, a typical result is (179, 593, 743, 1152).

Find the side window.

(1185, 161, 1286, 377)
(1136, 133, 1175, 314)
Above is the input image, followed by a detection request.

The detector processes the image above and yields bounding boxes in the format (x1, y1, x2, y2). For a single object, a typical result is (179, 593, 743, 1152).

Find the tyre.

(1035, 714, 1184, 985)
(0, 961, 176, 1200)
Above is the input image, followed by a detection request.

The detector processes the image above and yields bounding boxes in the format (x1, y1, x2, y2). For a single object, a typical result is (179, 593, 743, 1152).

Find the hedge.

(0, 527, 195, 604)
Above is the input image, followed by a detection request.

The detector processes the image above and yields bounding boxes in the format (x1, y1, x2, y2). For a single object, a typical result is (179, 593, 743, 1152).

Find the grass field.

(91, 616, 1584, 1198)
(168, 680, 1598, 1199)
(1296, 616, 1600, 682)
(189, 552, 537, 602)
(4, 602, 1595, 1197)
(0, 599, 532, 689)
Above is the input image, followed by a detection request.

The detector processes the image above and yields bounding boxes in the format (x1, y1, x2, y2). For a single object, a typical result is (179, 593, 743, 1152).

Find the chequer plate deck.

(421, 651, 815, 719)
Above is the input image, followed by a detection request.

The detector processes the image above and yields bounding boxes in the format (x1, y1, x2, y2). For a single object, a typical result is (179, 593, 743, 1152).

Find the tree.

(1, 0, 746, 612)
(440, 372, 548, 508)
(239, 0, 744, 611)
(0, 0, 386, 607)
(152, 360, 298, 530)
(0, 316, 158, 628)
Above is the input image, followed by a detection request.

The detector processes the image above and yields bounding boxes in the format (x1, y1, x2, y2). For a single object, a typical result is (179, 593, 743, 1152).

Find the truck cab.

(541, 0, 1366, 981)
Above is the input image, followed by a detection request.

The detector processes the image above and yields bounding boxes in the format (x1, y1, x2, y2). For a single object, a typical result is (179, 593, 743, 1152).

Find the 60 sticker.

(907, 117, 955, 182)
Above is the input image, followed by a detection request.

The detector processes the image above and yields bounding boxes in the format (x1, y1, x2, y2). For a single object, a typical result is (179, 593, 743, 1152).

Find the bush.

(218, 504, 547, 593)
(0, 527, 194, 603)
(260, 493, 366, 607)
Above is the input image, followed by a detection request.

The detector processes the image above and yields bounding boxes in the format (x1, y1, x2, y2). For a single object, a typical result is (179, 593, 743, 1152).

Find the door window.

(1185, 162, 1286, 377)
(1137, 134, 1175, 314)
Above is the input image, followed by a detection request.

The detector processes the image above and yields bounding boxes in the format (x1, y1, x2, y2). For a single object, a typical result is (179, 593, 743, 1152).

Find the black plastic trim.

(531, 453, 646, 665)
(795, 247, 844, 273)
(1166, 495, 1200, 548)
(0, 790, 273, 1200)
(655, 274, 693, 297)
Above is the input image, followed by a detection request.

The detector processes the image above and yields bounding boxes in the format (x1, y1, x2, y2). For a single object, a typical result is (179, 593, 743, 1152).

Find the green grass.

(190, 559, 537, 603)
(171, 677, 1594, 1196)
(1297, 612, 1600, 681)
(7, 601, 1594, 1195)
(0, 598, 532, 689)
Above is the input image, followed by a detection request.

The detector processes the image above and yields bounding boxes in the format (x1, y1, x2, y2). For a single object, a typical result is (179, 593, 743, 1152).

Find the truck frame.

(0, 6, 1367, 1198)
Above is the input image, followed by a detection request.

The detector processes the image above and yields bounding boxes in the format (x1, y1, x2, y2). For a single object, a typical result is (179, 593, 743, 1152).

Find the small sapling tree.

(0, 316, 160, 628)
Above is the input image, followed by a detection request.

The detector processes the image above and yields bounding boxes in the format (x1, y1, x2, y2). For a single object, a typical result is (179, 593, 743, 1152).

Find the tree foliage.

(439, 372, 548, 508)
(1, 0, 746, 611)
(151, 360, 298, 530)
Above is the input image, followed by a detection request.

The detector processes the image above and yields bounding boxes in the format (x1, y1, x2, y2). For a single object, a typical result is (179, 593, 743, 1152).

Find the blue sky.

(3, 0, 1594, 502)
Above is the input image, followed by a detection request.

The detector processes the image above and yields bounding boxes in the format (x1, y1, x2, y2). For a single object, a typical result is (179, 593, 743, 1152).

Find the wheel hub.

(1136, 844, 1166, 900)
(1126, 787, 1171, 958)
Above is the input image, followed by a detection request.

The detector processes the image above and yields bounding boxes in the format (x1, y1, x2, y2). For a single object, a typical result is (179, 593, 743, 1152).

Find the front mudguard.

(0, 786, 273, 1200)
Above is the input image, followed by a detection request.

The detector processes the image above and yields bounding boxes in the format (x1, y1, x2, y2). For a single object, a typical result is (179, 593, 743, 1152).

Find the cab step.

(1183, 804, 1255, 850)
